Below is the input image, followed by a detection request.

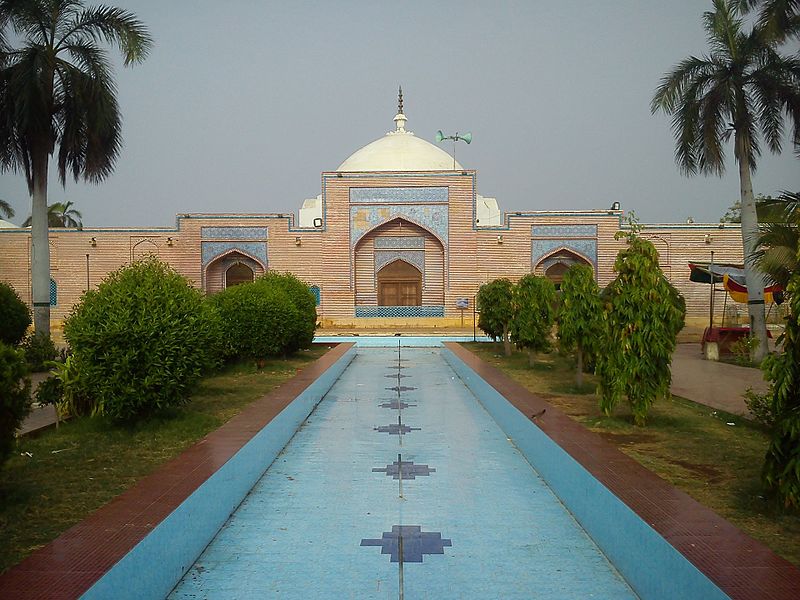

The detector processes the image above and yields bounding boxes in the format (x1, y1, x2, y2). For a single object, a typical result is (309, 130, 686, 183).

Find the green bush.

(257, 272, 317, 352)
(476, 278, 515, 355)
(0, 341, 31, 467)
(213, 279, 299, 359)
(63, 258, 223, 421)
(21, 333, 57, 372)
(0, 282, 31, 346)
(34, 374, 63, 409)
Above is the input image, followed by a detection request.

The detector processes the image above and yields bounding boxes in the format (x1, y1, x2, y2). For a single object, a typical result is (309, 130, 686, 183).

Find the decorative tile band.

(350, 187, 448, 204)
(532, 224, 597, 238)
(532, 239, 597, 267)
(375, 250, 425, 275)
(49, 278, 57, 307)
(351, 205, 448, 246)
(201, 241, 268, 266)
(201, 227, 268, 240)
(374, 236, 425, 249)
(355, 305, 445, 318)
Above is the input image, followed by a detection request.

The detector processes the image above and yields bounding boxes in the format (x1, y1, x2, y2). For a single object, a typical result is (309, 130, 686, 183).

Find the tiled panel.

(354, 305, 444, 318)
(349, 187, 448, 204)
(200, 227, 268, 240)
(374, 236, 425, 249)
(200, 241, 267, 266)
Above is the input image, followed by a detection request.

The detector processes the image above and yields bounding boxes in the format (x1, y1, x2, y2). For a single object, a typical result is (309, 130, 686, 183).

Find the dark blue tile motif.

(386, 386, 417, 392)
(361, 526, 452, 563)
(373, 460, 436, 480)
(384, 373, 410, 378)
(374, 424, 420, 435)
(379, 400, 414, 409)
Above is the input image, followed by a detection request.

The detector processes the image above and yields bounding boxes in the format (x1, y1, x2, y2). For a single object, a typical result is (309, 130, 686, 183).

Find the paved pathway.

(670, 343, 768, 417)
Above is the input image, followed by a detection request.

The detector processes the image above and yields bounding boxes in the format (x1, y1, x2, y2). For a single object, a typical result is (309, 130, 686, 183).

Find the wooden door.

(377, 261, 422, 306)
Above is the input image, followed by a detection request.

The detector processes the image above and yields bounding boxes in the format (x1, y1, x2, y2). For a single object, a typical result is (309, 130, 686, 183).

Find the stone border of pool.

(443, 342, 800, 600)
(0, 342, 356, 600)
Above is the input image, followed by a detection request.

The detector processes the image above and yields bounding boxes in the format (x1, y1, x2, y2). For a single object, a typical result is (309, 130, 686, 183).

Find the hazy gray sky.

(1, 0, 798, 227)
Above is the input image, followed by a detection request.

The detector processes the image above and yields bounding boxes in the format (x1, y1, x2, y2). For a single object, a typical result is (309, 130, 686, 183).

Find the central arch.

(377, 260, 422, 306)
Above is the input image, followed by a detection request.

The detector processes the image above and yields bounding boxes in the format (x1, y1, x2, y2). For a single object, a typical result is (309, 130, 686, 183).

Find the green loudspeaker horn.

(461, 132, 472, 144)
(435, 130, 445, 142)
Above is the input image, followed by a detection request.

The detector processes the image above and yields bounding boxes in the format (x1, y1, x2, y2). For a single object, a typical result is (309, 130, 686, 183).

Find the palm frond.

(0, 198, 14, 218)
(56, 5, 152, 65)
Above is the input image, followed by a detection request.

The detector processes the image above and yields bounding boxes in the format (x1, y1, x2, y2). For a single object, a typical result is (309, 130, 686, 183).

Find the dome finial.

(393, 86, 408, 133)
(398, 85, 404, 115)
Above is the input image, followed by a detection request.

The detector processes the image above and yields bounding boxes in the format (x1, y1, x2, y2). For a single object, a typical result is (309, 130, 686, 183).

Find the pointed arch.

(204, 249, 266, 294)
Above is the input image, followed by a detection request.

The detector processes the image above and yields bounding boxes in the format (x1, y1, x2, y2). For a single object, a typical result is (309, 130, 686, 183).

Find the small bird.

(531, 409, 546, 420)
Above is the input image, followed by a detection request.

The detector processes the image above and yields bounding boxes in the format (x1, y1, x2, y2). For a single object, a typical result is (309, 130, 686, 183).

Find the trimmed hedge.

(0, 342, 31, 467)
(0, 282, 31, 346)
(257, 272, 317, 352)
(212, 279, 299, 359)
(63, 258, 223, 421)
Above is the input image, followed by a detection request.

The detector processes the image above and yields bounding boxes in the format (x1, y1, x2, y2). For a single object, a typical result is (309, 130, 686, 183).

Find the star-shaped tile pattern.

(374, 424, 420, 435)
(373, 460, 435, 480)
(384, 373, 410, 378)
(379, 400, 414, 409)
(386, 385, 417, 392)
(361, 526, 452, 563)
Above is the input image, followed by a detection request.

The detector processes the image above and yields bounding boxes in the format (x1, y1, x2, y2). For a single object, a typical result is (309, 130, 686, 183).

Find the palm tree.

(0, 0, 151, 336)
(0, 198, 13, 219)
(651, 0, 800, 363)
(738, 0, 799, 42)
(22, 200, 82, 227)
(755, 191, 800, 291)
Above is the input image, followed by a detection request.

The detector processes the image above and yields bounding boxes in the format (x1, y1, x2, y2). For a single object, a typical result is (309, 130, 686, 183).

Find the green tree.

(739, 0, 800, 42)
(511, 274, 557, 367)
(0, 198, 13, 219)
(651, 0, 800, 363)
(0, 341, 31, 468)
(557, 264, 603, 387)
(755, 191, 799, 291)
(476, 278, 515, 356)
(761, 239, 800, 509)
(596, 235, 686, 426)
(22, 200, 83, 228)
(0, 0, 152, 337)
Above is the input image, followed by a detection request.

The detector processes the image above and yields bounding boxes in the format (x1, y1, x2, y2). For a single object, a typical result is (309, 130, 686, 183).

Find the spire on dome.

(393, 86, 408, 134)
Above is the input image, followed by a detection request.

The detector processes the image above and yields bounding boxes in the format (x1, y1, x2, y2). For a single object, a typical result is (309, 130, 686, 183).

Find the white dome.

(0, 219, 19, 229)
(337, 112, 462, 172)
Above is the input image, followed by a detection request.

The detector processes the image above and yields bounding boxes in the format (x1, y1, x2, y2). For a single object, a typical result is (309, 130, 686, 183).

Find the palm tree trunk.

(736, 133, 768, 364)
(30, 153, 51, 337)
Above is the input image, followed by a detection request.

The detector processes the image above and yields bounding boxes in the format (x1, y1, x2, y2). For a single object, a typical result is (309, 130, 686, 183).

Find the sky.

(1, 0, 798, 228)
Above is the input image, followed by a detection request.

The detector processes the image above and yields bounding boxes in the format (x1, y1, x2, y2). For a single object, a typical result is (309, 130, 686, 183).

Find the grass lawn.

(463, 342, 800, 568)
(0, 345, 330, 574)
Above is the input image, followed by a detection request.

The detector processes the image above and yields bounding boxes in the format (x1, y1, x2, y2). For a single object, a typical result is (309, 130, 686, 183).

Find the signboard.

(456, 297, 469, 309)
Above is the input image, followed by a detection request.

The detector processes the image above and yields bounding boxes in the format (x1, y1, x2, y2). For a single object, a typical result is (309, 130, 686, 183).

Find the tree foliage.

(0, 281, 30, 346)
(257, 272, 317, 353)
(755, 191, 799, 291)
(0, 341, 30, 468)
(596, 236, 686, 426)
(511, 274, 557, 366)
(476, 278, 515, 356)
(22, 201, 83, 228)
(557, 264, 604, 386)
(63, 258, 222, 421)
(761, 240, 800, 509)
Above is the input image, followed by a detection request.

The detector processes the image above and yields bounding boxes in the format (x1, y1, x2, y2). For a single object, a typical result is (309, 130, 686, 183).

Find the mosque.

(0, 97, 745, 330)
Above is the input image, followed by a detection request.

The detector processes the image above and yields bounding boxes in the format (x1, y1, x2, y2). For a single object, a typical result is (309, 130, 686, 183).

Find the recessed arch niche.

(204, 251, 265, 294)
(536, 249, 593, 289)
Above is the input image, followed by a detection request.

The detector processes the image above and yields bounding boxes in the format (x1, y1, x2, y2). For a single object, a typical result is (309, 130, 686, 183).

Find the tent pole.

(709, 251, 715, 330)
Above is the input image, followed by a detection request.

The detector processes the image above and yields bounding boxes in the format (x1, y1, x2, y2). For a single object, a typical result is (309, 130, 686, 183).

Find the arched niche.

(225, 262, 255, 287)
(204, 251, 265, 294)
(537, 249, 593, 290)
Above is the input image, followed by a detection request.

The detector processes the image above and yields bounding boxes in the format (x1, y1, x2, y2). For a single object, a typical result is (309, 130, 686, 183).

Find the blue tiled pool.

(168, 347, 637, 599)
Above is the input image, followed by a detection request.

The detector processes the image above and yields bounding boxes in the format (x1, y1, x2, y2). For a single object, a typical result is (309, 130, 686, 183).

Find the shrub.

(511, 274, 557, 367)
(0, 282, 31, 346)
(476, 278, 515, 355)
(63, 258, 223, 421)
(212, 280, 299, 359)
(0, 341, 31, 467)
(257, 272, 317, 352)
(744, 388, 775, 428)
(21, 333, 57, 372)
(596, 234, 686, 426)
(557, 264, 604, 387)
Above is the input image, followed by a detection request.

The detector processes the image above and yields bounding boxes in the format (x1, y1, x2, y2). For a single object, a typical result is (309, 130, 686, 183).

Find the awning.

(688, 261, 784, 303)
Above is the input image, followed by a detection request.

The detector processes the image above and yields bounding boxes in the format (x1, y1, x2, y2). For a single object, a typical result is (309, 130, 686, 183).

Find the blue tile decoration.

(532, 238, 597, 268)
(201, 241, 267, 267)
(383, 373, 410, 378)
(375, 250, 424, 275)
(351, 205, 448, 246)
(531, 224, 597, 238)
(374, 236, 425, 249)
(374, 423, 420, 435)
(201, 227, 268, 240)
(49, 278, 57, 307)
(379, 400, 415, 409)
(361, 526, 452, 563)
(350, 187, 448, 204)
(387, 385, 417, 392)
(373, 461, 436, 480)
(355, 305, 445, 318)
